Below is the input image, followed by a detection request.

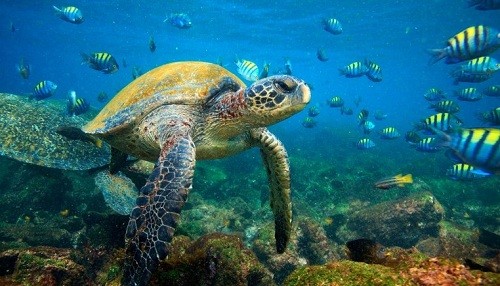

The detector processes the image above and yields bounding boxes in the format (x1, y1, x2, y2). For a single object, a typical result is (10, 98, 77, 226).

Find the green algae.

(284, 260, 413, 286)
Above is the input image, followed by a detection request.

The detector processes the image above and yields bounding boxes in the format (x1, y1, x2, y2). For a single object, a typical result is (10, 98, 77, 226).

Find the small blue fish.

(477, 107, 500, 125)
(308, 106, 320, 117)
(67, 90, 90, 116)
(339, 61, 368, 78)
(53, 6, 84, 24)
(364, 59, 383, 82)
(327, 96, 344, 108)
(236, 59, 259, 81)
(454, 87, 483, 101)
(362, 120, 375, 134)
(424, 88, 446, 101)
(322, 18, 342, 35)
(165, 13, 192, 29)
(380, 127, 400, 139)
(32, 80, 57, 100)
(414, 137, 441, 152)
(317, 48, 329, 62)
(302, 117, 317, 128)
(356, 138, 376, 149)
(81, 52, 119, 74)
(484, 85, 500, 97)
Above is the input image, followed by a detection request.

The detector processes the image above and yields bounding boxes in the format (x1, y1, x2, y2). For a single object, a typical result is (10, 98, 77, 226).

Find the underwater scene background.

(0, 0, 499, 285)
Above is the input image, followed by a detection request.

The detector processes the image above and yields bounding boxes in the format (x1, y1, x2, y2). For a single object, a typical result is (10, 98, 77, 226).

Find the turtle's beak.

(299, 83, 311, 104)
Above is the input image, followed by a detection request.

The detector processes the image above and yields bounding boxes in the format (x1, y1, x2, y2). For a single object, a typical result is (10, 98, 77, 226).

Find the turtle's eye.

(274, 78, 296, 93)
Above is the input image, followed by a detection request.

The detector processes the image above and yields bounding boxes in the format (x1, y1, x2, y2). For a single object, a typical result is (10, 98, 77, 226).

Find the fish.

(283, 58, 293, 75)
(374, 110, 387, 120)
(477, 107, 500, 125)
(374, 174, 413, 189)
(341, 106, 353, 115)
(468, 0, 500, 10)
(67, 90, 90, 116)
(308, 106, 320, 117)
(346, 238, 383, 264)
(326, 96, 344, 108)
(429, 100, 460, 113)
(259, 62, 270, 79)
(339, 61, 368, 78)
(81, 52, 119, 74)
(446, 163, 491, 180)
(317, 48, 329, 62)
(97, 91, 108, 103)
(32, 80, 57, 100)
(357, 109, 369, 125)
(428, 25, 500, 64)
(322, 18, 342, 35)
(436, 127, 500, 171)
(364, 59, 383, 82)
(356, 138, 376, 149)
(53, 6, 84, 24)
(236, 59, 259, 81)
(419, 113, 463, 133)
(405, 131, 421, 144)
(149, 35, 156, 52)
(362, 120, 375, 134)
(484, 85, 500, 97)
(450, 56, 499, 84)
(16, 58, 30, 80)
(424, 88, 446, 101)
(413, 137, 441, 152)
(302, 117, 317, 128)
(380, 127, 401, 139)
(164, 13, 192, 29)
(454, 87, 483, 101)
(132, 66, 143, 79)
(9, 21, 18, 32)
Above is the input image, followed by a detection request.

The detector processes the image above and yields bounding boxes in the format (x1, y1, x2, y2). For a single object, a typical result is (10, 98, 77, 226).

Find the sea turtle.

(0, 93, 109, 170)
(79, 61, 310, 285)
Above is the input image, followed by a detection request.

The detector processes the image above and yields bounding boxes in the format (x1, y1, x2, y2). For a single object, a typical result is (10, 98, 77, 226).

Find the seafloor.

(0, 99, 499, 285)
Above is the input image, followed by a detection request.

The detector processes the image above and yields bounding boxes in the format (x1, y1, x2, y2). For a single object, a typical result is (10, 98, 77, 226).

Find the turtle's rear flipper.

(252, 128, 292, 254)
(56, 126, 102, 147)
(122, 132, 195, 286)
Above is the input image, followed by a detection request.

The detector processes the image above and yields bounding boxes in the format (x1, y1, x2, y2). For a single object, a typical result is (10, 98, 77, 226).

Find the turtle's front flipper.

(122, 134, 195, 286)
(251, 128, 292, 253)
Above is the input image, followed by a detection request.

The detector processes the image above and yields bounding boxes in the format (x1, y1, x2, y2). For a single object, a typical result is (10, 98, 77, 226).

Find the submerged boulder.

(347, 192, 444, 247)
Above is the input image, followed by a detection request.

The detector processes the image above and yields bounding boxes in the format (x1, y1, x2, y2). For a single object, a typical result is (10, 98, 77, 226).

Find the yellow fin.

(95, 139, 103, 148)
(401, 174, 413, 184)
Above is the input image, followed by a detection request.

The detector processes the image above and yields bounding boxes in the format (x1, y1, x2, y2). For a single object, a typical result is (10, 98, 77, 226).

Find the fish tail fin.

(95, 139, 103, 148)
(52, 5, 62, 14)
(80, 52, 90, 65)
(427, 48, 447, 65)
(401, 174, 413, 184)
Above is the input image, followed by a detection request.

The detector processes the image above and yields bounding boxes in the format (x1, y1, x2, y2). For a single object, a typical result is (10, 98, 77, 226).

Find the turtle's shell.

(84, 61, 245, 134)
(0, 93, 110, 170)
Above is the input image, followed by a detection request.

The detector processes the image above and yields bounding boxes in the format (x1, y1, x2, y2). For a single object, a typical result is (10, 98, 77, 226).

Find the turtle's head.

(245, 75, 311, 126)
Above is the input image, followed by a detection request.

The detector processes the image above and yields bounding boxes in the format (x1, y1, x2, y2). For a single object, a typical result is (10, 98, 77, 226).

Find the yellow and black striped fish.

(414, 137, 441, 152)
(236, 59, 259, 81)
(357, 109, 369, 125)
(424, 88, 446, 101)
(81, 52, 119, 74)
(429, 100, 460, 113)
(421, 113, 462, 132)
(428, 25, 500, 64)
(339, 61, 368, 78)
(380, 127, 400, 139)
(450, 56, 499, 84)
(32, 80, 57, 100)
(454, 87, 483, 101)
(446, 128, 500, 171)
(484, 85, 500, 97)
(356, 138, 376, 149)
(446, 163, 491, 180)
(478, 107, 500, 126)
(53, 6, 84, 24)
(364, 59, 383, 82)
(327, 96, 344, 107)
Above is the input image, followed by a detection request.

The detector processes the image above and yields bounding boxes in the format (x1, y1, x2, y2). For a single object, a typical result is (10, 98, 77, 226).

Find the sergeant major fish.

(424, 88, 446, 101)
(339, 61, 368, 78)
(450, 56, 500, 84)
(81, 52, 119, 74)
(380, 127, 400, 139)
(53, 6, 84, 24)
(236, 59, 259, 81)
(446, 163, 491, 180)
(454, 87, 483, 101)
(428, 25, 500, 64)
(477, 107, 500, 126)
(32, 80, 57, 100)
(322, 18, 342, 35)
(364, 59, 383, 82)
(164, 13, 192, 29)
(149, 35, 156, 53)
(356, 138, 376, 149)
(67, 90, 90, 116)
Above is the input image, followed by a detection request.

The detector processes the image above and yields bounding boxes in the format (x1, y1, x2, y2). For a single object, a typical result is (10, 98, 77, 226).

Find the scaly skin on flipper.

(251, 128, 292, 253)
(123, 130, 195, 286)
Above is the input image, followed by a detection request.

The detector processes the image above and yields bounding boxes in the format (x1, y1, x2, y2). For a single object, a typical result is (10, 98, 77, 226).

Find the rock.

(297, 217, 339, 264)
(347, 192, 444, 247)
(0, 247, 86, 286)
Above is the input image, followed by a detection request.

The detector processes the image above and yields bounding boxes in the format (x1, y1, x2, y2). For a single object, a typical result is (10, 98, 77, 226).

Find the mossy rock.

(284, 260, 412, 286)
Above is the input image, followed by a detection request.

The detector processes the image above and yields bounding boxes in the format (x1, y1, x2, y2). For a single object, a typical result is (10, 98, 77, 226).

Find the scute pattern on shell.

(0, 93, 110, 170)
(84, 61, 245, 133)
